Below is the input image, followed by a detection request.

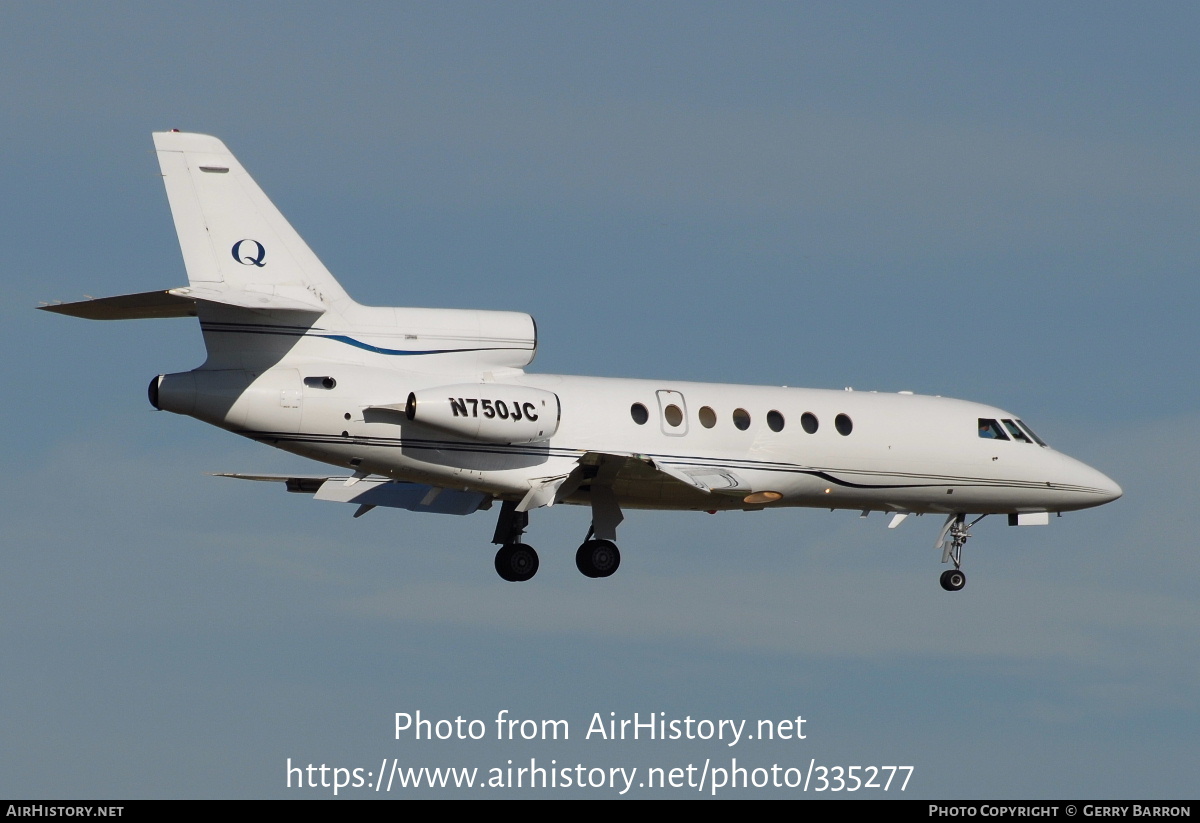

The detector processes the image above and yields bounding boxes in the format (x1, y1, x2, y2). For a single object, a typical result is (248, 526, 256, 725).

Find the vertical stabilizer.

(44, 133, 539, 374)
(153, 131, 353, 313)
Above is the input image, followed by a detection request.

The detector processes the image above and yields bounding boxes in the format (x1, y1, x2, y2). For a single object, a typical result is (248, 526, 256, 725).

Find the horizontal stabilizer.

(39, 290, 196, 320)
(169, 284, 325, 312)
(214, 473, 489, 516)
(39, 283, 325, 321)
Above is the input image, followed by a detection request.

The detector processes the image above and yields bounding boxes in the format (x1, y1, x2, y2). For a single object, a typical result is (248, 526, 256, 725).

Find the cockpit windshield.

(977, 419, 1008, 440)
(977, 417, 1048, 447)
(1003, 419, 1031, 443)
(1015, 419, 1048, 447)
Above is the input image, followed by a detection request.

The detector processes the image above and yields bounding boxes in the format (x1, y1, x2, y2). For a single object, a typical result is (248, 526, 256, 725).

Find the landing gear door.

(656, 390, 688, 436)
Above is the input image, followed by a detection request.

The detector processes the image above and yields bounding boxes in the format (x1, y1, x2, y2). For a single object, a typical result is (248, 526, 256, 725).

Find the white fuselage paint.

(179, 360, 1119, 518)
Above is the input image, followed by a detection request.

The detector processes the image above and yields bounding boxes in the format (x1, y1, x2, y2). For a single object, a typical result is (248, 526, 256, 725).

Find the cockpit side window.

(1015, 419, 1048, 447)
(1002, 419, 1032, 443)
(978, 418, 1009, 440)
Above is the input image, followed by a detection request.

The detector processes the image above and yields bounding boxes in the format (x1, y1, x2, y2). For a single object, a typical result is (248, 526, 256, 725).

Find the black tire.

(495, 543, 539, 582)
(939, 568, 966, 592)
(575, 539, 621, 578)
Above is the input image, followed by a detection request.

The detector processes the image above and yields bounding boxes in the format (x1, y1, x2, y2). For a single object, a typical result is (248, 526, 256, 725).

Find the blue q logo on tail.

(231, 239, 266, 267)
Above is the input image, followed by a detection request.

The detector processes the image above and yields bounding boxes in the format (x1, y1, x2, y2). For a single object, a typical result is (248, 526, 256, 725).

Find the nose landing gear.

(939, 568, 966, 592)
(936, 513, 986, 592)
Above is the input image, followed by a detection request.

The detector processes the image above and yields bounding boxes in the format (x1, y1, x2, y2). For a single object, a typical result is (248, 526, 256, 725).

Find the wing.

(573, 452, 750, 494)
(213, 473, 490, 517)
(512, 451, 753, 513)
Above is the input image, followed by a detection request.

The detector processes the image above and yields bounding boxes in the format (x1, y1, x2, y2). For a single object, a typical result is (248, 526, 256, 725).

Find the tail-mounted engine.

(404, 384, 560, 444)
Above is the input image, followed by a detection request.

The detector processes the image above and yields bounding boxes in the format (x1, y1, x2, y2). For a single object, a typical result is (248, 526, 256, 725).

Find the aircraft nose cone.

(1066, 457, 1122, 508)
(1044, 450, 1122, 511)
(1096, 471, 1123, 504)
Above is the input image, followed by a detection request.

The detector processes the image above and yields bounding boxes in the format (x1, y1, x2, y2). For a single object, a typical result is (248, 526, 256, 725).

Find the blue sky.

(3, 2, 1196, 798)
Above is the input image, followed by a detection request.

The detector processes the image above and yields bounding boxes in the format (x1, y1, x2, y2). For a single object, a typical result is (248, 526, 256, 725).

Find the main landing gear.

(936, 513, 986, 592)
(490, 502, 622, 582)
(492, 501, 538, 582)
(575, 527, 620, 578)
(495, 543, 539, 582)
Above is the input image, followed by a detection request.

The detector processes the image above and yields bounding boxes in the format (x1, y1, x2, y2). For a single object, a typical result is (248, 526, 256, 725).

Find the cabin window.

(732, 408, 751, 430)
(977, 418, 1009, 440)
(631, 403, 649, 425)
(664, 404, 684, 427)
(767, 410, 785, 432)
(801, 412, 819, 434)
(1002, 419, 1032, 443)
(835, 413, 853, 436)
(698, 406, 717, 428)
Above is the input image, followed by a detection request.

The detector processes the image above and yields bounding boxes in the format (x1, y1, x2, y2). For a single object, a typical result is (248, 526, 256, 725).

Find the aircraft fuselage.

(153, 363, 1120, 517)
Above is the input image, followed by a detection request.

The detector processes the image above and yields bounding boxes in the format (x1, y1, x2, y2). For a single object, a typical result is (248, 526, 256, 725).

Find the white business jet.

(42, 132, 1121, 590)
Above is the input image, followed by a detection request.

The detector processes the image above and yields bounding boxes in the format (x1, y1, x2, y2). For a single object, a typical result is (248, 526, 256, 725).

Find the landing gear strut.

(488, 493, 625, 581)
(492, 501, 539, 582)
(936, 513, 986, 592)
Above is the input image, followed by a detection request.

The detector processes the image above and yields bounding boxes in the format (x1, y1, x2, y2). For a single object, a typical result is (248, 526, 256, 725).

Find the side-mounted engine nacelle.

(149, 370, 254, 424)
(404, 384, 560, 444)
(149, 368, 300, 432)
